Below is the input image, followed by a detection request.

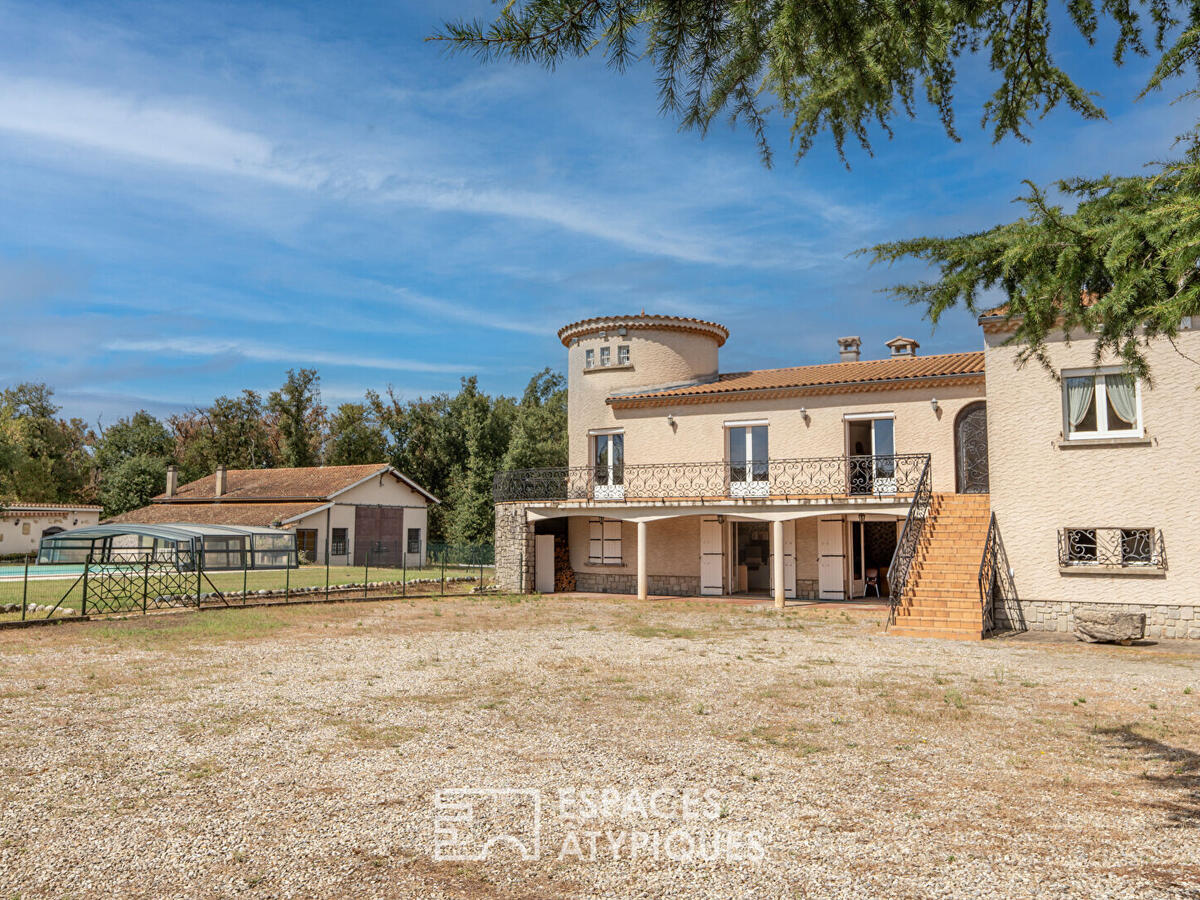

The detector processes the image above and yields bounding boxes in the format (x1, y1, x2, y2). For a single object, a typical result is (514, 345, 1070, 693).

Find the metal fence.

(0, 540, 496, 623)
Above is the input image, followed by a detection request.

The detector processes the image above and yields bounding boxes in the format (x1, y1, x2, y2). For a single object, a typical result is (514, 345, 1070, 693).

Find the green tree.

(170, 390, 275, 480)
(0, 383, 95, 504)
(268, 368, 326, 467)
(327, 400, 388, 465)
(435, 2, 1200, 371)
(501, 369, 567, 471)
(93, 410, 175, 516)
(100, 455, 169, 518)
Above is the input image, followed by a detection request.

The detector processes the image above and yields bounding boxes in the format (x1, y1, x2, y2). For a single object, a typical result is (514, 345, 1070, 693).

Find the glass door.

(593, 433, 624, 500)
(729, 425, 768, 498)
(846, 417, 896, 495)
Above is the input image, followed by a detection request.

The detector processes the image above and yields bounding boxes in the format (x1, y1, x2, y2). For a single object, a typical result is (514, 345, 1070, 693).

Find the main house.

(108, 463, 438, 567)
(493, 313, 1200, 640)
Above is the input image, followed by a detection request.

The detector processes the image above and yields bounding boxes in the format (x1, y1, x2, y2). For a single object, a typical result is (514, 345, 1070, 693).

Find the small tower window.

(617, 344, 630, 366)
(599, 346, 611, 367)
(585, 348, 595, 369)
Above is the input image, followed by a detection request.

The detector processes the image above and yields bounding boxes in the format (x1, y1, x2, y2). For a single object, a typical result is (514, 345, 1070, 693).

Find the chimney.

(165, 464, 178, 498)
(214, 465, 227, 498)
(885, 336, 920, 358)
(837, 336, 861, 363)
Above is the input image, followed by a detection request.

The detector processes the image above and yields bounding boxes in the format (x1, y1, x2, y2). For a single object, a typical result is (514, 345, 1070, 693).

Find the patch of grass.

(627, 624, 699, 641)
(944, 688, 967, 710)
(343, 721, 424, 749)
(185, 759, 223, 780)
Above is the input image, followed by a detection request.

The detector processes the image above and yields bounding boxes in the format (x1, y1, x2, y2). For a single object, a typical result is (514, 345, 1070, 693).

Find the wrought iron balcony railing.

(493, 454, 931, 503)
(1058, 527, 1167, 569)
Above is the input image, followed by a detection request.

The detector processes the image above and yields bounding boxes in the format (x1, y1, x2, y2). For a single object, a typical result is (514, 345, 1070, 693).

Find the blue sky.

(0, 0, 1194, 423)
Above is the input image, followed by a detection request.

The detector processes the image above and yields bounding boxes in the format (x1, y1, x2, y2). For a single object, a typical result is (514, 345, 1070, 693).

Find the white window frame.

(588, 518, 623, 565)
(1061, 367, 1143, 440)
(617, 344, 630, 366)
(599, 346, 611, 367)
(590, 429, 625, 500)
(724, 421, 769, 498)
(584, 348, 595, 369)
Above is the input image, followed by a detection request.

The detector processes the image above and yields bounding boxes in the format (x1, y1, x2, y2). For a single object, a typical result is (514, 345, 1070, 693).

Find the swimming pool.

(0, 564, 87, 580)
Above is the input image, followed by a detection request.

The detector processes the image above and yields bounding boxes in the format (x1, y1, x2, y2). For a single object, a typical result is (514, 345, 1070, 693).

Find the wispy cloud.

(104, 337, 471, 373)
(381, 285, 545, 335)
(0, 75, 836, 269)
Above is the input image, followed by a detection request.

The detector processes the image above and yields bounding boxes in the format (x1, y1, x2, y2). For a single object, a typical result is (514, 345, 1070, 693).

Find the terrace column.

(637, 521, 648, 601)
(772, 519, 785, 609)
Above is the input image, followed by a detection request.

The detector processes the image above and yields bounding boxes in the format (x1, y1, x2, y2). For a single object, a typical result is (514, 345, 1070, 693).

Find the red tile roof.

(558, 314, 729, 347)
(1, 502, 102, 512)
(105, 502, 325, 528)
(609, 351, 984, 406)
(155, 464, 436, 503)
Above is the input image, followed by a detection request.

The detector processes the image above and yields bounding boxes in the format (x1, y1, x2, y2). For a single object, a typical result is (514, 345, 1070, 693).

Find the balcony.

(493, 454, 930, 504)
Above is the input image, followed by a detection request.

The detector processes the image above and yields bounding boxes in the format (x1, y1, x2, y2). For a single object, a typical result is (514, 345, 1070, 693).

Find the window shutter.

(603, 519, 623, 564)
(588, 519, 603, 563)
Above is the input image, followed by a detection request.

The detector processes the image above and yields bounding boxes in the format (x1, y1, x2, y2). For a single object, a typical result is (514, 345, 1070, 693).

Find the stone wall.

(494, 503, 534, 593)
(573, 572, 701, 597)
(994, 598, 1200, 640)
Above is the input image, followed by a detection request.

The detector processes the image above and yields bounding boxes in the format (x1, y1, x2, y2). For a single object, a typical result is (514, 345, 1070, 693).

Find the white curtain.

(1065, 376, 1096, 427)
(1105, 374, 1138, 425)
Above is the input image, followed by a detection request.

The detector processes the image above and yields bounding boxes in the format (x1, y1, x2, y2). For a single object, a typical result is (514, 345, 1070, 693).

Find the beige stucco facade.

(983, 321, 1200, 633)
(285, 477, 431, 567)
(496, 310, 1200, 638)
(1, 504, 102, 556)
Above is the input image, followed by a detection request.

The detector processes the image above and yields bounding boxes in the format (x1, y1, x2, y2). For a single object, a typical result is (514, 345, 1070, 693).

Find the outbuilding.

(105, 463, 438, 567)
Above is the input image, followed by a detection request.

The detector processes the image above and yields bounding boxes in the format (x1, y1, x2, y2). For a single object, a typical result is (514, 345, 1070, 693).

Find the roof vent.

(837, 336, 861, 363)
(885, 336, 920, 358)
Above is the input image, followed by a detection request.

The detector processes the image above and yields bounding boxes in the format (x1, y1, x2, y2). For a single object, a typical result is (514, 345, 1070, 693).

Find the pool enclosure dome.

(38, 523, 296, 570)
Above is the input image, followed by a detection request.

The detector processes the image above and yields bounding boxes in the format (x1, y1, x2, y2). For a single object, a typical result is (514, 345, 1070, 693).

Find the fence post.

(441, 548, 446, 596)
(82, 556, 90, 618)
(402, 546, 407, 598)
(242, 547, 249, 606)
(364, 546, 370, 599)
(20, 555, 29, 621)
(285, 553, 291, 603)
(142, 557, 150, 615)
(325, 535, 330, 601)
(196, 546, 203, 607)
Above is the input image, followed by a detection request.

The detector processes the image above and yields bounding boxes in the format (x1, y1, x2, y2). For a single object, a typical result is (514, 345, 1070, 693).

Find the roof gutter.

(608, 370, 985, 407)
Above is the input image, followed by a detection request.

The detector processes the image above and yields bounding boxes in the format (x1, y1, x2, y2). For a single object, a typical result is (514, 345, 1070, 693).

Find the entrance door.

(535, 534, 556, 593)
(817, 517, 845, 599)
(699, 517, 724, 595)
(593, 432, 625, 500)
(955, 402, 989, 493)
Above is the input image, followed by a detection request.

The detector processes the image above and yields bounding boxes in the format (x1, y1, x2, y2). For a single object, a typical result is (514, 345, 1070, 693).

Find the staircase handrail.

(977, 512, 1017, 635)
(885, 455, 933, 629)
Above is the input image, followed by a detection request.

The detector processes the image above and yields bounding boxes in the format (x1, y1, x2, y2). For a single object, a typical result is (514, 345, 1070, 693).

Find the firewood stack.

(554, 534, 576, 592)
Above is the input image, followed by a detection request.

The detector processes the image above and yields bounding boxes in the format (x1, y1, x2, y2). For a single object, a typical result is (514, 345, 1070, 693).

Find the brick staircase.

(889, 493, 991, 640)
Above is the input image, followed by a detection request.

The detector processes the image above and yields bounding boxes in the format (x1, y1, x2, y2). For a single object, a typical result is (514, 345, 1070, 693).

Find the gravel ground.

(0, 595, 1197, 899)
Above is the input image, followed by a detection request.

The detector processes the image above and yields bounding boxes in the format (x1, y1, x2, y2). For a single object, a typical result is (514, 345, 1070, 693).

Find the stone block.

(1073, 607, 1146, 644)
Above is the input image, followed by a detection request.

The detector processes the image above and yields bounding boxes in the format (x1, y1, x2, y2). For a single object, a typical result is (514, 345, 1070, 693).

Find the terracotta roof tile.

(609, 351, 984, 405)
(558, 314, 729, 347)
(105, 502, 324, 528)
(158, 464, 396, 502)
(1, 502, 102, 512)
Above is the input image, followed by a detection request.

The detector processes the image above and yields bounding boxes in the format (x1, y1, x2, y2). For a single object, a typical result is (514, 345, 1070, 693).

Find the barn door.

(354, 507, 404, 566)
(699, 517, 724, 595)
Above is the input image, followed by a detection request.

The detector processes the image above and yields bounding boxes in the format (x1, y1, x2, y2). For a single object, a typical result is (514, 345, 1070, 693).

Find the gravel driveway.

(1, 595, 1197, 899)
